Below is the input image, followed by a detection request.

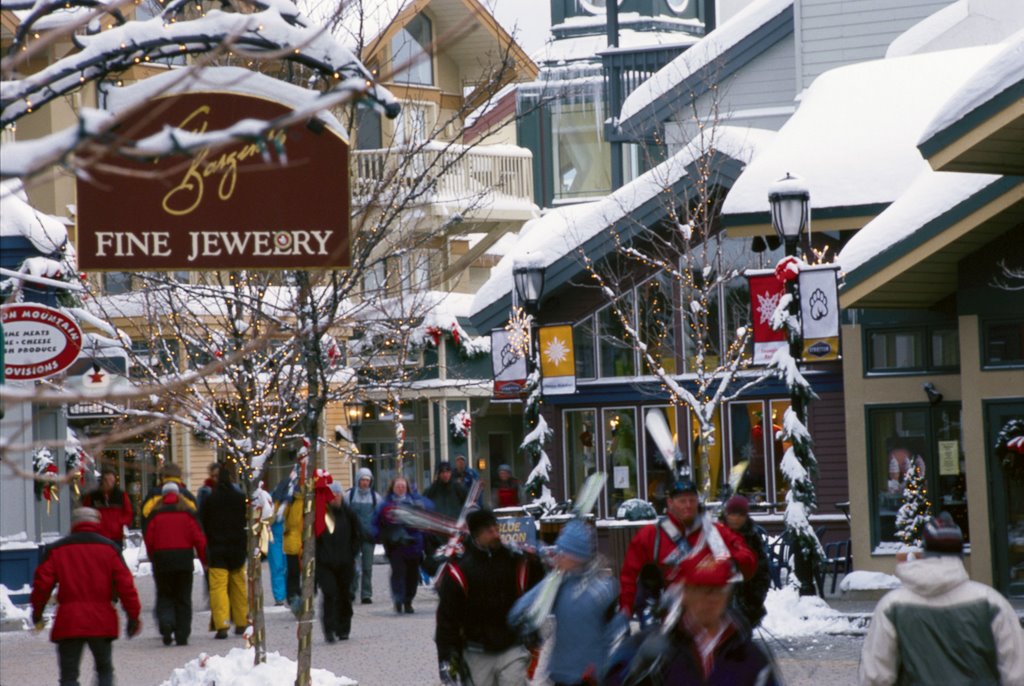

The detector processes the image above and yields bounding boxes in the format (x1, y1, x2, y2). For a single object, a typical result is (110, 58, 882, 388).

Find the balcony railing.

(352, 141, 534, 211)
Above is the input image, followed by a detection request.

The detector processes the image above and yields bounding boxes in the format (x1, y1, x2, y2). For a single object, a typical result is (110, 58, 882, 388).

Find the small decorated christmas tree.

(895, 464, 931, 548)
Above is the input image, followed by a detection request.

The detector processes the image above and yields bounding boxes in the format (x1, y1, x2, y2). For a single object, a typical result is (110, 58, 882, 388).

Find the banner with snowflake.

(798, 265, 841, 361)
(539, 325, 575, 395)
(747, 272, 787, 364)
(491, 328, 527, 401)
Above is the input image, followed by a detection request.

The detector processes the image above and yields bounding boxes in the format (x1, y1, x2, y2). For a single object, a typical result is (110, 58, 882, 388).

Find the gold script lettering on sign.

(162, 105, 288, 216)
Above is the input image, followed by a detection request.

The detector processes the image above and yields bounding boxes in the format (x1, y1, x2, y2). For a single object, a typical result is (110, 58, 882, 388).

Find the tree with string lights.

(895, 463, 931, 549)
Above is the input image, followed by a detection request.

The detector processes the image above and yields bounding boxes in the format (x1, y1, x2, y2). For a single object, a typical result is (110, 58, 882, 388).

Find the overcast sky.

(485, 0, 553, 58)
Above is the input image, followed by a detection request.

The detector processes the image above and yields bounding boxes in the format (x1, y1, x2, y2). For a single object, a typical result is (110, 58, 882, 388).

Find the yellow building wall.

(958, 314, 1024, 586)
(843, 317, 1024, 583)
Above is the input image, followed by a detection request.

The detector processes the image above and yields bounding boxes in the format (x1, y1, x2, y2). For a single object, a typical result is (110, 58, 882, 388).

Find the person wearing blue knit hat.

(509, 520, 625, 686)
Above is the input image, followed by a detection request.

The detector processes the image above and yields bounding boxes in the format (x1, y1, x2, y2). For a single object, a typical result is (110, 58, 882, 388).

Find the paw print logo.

(809, 288, 829, 320)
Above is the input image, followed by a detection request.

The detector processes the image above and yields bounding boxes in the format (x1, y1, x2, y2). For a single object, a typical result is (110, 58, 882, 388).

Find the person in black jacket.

(423, 462, 467, 575)
(435, 508, 543, 686)
(721, 495, 771, 629)
(199, 464, 248, 639)
(316, 482, 362, 642)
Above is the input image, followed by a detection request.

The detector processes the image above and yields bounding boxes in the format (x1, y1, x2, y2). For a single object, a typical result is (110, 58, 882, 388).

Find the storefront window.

(769, 399, 791, 505)
(867, 329, 925, 372)
(682, 281, 720, 373)
(598, 294, 636, 377)
(573, 316, 596, 379)
(603, 408, 637, 514)
(689, 407, 723, 500)
(564, 409, 597, 500)
(729, 402, 769, 505)
(638, 274, 676, 374)
(868, 405, 967, 548)
(643, 406, 679, 513)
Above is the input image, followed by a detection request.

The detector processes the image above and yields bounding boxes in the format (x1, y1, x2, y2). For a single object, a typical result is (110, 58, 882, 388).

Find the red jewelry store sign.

(76, 90, 350, 270)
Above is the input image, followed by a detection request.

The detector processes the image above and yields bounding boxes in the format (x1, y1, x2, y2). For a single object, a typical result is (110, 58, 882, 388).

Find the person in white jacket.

(860, 513, 1024, 686)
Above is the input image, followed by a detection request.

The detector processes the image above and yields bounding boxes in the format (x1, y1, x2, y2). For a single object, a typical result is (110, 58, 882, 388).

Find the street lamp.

(513, 260, 545, 317)
(344, 398, 365, 447)
(768, 173, 818, 596)
(768, 172, 810, 254)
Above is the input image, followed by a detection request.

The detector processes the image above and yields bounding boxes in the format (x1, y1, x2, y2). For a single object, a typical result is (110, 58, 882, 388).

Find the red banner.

(748, 273, 786, 364)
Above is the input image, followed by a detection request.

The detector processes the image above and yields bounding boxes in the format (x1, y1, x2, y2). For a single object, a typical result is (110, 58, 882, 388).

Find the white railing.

(352, 141, 534, 208)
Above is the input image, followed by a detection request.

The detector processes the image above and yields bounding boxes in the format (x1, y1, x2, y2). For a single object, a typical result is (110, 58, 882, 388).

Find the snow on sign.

(76, 91, 350, 271)
(1, 304, 83, 380)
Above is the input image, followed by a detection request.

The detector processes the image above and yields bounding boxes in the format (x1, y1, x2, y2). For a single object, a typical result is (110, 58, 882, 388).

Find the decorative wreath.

(996, 418, 1024, 480)
(449, 409, 472, 444)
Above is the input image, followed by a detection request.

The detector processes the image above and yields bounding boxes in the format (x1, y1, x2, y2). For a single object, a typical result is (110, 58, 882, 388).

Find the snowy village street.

(0, 559, 872, 686)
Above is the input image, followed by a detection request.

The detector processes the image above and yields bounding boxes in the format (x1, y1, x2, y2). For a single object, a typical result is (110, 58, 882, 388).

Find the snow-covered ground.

(1, 584, 32, 629)
(759, 586, 869, 637)
(161, 648, 356, 686)
(123, 539, 204, 577)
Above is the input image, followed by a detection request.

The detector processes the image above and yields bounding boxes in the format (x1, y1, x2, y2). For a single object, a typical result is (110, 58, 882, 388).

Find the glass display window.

(603, 408, 638, 513)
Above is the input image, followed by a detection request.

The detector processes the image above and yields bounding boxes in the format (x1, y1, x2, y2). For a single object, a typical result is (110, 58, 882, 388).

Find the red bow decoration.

(426, 326, 442, 347)
(775, 256, 801, 283)
(450, 323, 461, 347)
(313, 470, 334, 538)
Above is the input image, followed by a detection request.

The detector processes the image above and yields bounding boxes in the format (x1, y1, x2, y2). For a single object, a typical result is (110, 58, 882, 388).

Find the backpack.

(348, 486, 377, 508)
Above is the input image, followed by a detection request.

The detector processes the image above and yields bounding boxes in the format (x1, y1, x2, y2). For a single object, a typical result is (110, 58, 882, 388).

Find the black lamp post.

(513, 261, 545, 318)
(768, 172, 819, 596)
(513, 257, 546, 495)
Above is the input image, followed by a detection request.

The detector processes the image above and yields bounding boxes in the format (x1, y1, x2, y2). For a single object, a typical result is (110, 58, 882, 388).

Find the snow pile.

(758, 587, 858, 637)
(1, 584, 32, 627)
(839, 571, 901, 592)
(123, 540, 204, 578)
(160, 648, 357, 686)
(0, 532, 39, 550)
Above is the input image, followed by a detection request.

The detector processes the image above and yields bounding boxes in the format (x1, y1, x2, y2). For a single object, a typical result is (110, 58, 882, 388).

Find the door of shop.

(98, 446, 159, 529)
(987, 399, 1024, 598)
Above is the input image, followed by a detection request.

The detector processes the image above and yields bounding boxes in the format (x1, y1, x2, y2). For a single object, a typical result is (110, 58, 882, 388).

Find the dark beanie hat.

(668, 479, 698, 497)
(466, 508, 498, 537)
(437, 461, 452, 473)
(923, 512, 963, 555)
(725, 495, 749, 516)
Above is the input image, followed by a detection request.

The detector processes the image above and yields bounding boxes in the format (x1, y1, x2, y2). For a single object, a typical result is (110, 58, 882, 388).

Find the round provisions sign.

(2, 304, 83, 380)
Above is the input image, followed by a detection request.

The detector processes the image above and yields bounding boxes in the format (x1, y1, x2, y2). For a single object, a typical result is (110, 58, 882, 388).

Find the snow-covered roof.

(533, 30, 695, 67)
(0, 180, 68, 254)
(836, 168, 1002, 276)
(470, 125, 775, 321)
(105, 66, 348, 140)
(618, 0, 793, 124)
(886, 0, 1024, 58)
(720, 45, 1000, 221)
(918, 32, 1024, 148)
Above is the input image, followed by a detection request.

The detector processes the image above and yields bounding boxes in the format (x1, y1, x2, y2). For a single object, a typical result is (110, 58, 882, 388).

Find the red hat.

(683, 557, 735, 587)
(724, 495, 749, 516)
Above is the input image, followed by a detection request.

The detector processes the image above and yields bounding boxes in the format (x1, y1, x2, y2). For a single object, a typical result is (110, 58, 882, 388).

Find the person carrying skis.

(619, 479, 756, 622)
(509, 520, 625, 686)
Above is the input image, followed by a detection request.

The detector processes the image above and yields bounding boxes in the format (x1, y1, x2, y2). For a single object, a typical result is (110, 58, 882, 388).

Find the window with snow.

(597, 293, 636, 378)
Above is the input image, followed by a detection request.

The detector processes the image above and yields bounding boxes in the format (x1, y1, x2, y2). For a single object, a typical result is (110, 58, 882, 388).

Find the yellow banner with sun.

(539, 325, 576, 395)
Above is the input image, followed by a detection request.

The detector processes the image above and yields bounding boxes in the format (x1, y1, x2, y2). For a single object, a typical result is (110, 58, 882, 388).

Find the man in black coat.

(316, 482, 362, 642)
(198, 465, 248, 639)
(423, 462, 468, 575)
(435, 509, 543, 686)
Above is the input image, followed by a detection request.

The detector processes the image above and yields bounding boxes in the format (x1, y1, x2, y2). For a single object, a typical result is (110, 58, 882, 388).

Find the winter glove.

(438, 655, 467, 686)
(126, 617, 141, 638)
(31, 610, 45, 633)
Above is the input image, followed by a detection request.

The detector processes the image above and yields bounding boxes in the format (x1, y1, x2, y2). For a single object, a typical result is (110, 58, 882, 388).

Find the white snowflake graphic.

(544, 336, 569, 367)
(756, 291, 781, 325)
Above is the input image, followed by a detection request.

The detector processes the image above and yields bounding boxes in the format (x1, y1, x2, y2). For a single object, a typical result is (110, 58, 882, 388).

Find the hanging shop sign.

(1, 303, 83, 380)
(538, 324, 576, 395)
(65, 353, 130, 418)
(76, 90, 350, 271)
(491, 328, 527, 401)
(747, 271, 787, 364)
(798, 264, 841, 361)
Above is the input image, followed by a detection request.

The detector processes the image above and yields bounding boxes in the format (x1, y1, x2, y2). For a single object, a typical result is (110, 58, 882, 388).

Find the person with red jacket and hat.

(607, 557, 780, 685)
(81, 466, 133, 549)
(145, 481, 207, 646)
(618, 479, 756, 621)
(31, 507, 142, 686)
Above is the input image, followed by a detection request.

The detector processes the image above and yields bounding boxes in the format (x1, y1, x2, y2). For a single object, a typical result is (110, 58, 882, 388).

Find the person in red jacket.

(31, 507, 142, 686)
(81, 466, 133, 548)
(619, 479, 757, 620)
(144, 482, 207, 646)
